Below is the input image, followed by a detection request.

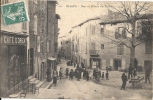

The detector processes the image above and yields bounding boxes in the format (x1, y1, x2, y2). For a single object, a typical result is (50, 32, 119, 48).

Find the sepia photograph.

(0, 0, 153, 99)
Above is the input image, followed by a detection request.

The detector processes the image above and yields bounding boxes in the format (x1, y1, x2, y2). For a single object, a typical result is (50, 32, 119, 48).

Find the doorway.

(114, 59, 121, 70)
(30, 48, 34, 76)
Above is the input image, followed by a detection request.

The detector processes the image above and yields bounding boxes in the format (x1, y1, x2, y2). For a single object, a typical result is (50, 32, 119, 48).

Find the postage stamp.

(1, 1, 29, 26)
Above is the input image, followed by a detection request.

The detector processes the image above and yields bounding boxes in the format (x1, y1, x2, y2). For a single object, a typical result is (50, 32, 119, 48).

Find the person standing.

(59, 68, 63, 79)
(101, 72, 104, 79)
(121, 71, 128, 90)
(86, 71, 89, 81)
(46, 69, 51, 82)
(69, 69, 74, 80)
(106, 71, 109, 80)
(128, 63, 133, 79)
(53, 70, 57, 86)
(65, 68, 69, 78)
(145, 65, 152, 84)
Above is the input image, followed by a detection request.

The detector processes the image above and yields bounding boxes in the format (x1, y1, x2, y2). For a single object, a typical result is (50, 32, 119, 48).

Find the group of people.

(121, 62, 152, 90)
(65, 67, 90, 81)
(93, 69, 109, 82)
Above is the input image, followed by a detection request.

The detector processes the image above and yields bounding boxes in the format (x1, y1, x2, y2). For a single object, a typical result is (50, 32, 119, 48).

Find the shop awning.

(48, 57, 56, 61)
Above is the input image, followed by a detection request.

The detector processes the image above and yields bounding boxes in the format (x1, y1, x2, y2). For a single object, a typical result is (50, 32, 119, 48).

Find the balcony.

(90, 50, 100, 56)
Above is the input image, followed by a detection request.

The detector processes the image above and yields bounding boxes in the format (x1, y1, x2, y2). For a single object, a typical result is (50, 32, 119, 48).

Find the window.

(115, 29, 120, 39)
(1, 0, 8, 4)
(101, 28, 104, 35)
(145, 40, 152, 54)
(37, 36, 40, 52)
(76, 45, 78, 52)
(142, 21, 152, 37)
(92, 26, 95, 35)
(115, 27, 126, 39)
(117, 44, 124, 55)
(34, 15, 37, 35)
(72, 44, 74, 51)
(101, 44, 104, 49)
(86, 42, 87, 54)
(91, 43, 95, 50)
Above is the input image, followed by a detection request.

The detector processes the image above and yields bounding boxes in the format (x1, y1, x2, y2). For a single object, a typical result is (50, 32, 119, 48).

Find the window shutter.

(115, 31, 119, 39)
(101, 44, 104, 49)
(122, 28, 126, 39)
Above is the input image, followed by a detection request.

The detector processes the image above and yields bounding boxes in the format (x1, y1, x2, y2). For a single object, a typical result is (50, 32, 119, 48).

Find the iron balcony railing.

(90, 50, 100, 55)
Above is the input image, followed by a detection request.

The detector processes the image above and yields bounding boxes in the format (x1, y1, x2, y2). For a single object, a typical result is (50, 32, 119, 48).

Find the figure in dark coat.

(86, 71, 89, 81)
(77, 71, 81, 81)
(106, 71, 109, 80)
(102, 72, 104, 79)
(128, 63, 133, 79)
(46, 69, 51, 82)
(145, 65, 152, 84)
(81, 62, 84, 68)
(93, 69, 96, 79)
(65, 68, 69, 78)
(69, 69, 74, 80)
(121, 71, 128, 90)
(53, 71, 57, 86)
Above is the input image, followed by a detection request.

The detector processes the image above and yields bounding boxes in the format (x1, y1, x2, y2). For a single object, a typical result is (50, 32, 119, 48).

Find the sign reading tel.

(1, 1, 29, 26)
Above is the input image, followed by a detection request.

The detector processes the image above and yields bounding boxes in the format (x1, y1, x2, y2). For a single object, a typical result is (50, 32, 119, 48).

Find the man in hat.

(121, 70, 128, 90)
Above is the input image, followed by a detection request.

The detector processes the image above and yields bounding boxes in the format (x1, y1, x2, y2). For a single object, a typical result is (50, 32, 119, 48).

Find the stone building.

(0, 0, 29, 97)
(28, 0, 60, 81)
(69, 10, 152, 71)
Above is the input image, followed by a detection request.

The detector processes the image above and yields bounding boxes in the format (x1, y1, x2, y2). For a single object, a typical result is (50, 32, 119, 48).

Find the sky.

(56, 1, 108, 37)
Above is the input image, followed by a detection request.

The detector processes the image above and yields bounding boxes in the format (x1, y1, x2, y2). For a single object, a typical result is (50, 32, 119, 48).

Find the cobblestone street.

(24, 59, 152, 99)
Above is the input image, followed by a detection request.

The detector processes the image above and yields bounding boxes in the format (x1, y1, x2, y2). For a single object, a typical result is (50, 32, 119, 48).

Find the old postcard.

(0, 0, 153, 100)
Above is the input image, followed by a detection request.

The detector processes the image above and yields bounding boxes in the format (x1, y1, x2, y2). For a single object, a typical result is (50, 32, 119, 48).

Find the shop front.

(0, 31, 28, 96)
(47, 57, 57, 71)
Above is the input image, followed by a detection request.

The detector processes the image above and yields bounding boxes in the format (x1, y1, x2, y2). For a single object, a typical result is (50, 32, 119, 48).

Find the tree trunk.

(130, 47, 135, 67)
(130, 21, 136, 67)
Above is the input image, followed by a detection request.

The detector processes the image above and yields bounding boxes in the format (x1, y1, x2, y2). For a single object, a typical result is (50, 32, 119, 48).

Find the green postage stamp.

(1, 1, 29, 26)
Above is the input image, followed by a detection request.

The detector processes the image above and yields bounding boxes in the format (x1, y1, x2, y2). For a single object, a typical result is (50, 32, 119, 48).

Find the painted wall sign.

(3, 35, 27, 44)
(1, 1, 29, 25)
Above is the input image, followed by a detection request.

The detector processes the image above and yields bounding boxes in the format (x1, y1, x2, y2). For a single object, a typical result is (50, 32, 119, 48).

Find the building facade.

(28, 0, 60, 81)
(0, 0, 29, 97)
(69, 10, 152, 71)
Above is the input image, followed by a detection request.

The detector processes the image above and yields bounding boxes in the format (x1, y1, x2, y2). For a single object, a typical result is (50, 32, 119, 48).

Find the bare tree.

(100, 2, 153, 67)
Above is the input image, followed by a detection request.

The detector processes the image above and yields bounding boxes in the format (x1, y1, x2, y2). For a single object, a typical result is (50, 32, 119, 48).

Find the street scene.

(0, 0, 153, 100)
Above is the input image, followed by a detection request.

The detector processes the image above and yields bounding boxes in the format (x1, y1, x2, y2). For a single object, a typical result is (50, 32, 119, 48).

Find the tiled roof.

(72, 17, 100, 28)
(100, 13, 153, 25)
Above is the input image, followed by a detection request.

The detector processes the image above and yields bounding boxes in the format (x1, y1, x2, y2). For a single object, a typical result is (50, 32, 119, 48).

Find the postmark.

(1, 1, 29, 26)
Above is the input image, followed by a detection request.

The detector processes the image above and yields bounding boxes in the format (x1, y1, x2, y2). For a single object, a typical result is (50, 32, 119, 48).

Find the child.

(106, 71, 109, 80)
(102, 72, 104, 79)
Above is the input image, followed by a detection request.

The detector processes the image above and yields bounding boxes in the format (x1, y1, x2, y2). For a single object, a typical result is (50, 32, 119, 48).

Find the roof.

(72, 17, 100, 28)
(99, 12, 153, 25)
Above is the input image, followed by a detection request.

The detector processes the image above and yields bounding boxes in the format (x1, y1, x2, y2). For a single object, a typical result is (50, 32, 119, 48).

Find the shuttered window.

(91, 43, 95, 50)
(117, 44, 124, 55)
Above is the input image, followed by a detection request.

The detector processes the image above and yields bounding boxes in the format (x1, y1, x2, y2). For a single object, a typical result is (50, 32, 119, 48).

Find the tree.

(100, 2, 153, 67)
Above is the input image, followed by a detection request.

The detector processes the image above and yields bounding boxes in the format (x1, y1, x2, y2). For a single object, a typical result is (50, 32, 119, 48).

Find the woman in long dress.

(53, 71, 57, 86)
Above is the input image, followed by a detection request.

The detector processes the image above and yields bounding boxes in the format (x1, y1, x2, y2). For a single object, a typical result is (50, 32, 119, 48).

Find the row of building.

(0, 0, 60, 97)
(59, 10, 152, 71)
